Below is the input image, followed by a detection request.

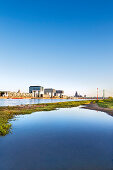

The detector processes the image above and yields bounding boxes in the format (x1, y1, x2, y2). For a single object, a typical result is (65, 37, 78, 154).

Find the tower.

(75, 91, 78, 97)
(103, 89, 105, 99)
(97, 88, 98, 100)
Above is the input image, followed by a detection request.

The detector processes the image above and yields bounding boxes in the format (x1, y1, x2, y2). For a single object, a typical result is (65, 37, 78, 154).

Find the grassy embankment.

(96, 98, 113, 109)
(0, 100, 91, 136)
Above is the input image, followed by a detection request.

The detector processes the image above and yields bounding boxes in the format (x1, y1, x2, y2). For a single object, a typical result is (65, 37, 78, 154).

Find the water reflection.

(0, 107, 113, 170)
(0, 98, 84, 106)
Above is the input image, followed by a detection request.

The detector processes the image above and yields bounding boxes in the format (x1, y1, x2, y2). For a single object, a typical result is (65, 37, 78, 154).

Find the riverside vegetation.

(83, 98, 113, 116)
(0, 100, 91, 136)
(96, 98, 113, 109)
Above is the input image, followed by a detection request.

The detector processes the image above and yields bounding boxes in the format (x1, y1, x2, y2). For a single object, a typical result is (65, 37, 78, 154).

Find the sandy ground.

(82, 103, 113, 116)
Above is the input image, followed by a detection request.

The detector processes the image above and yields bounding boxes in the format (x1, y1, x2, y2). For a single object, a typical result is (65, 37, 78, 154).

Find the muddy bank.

(82, 103, 113, 116)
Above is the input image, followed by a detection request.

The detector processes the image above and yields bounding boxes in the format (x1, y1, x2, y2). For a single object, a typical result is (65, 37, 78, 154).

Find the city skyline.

(0, 0, 113, 97)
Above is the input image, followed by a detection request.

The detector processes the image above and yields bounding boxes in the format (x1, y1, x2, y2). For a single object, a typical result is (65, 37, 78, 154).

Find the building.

(62, 95, 68, 99)
(84, 95, 87, 98)
(55, 90, 64, 98)
(74, 91, 82, 98)
(0, 86, 65, 99)
(29, 86, 44, 97)
(0, 91, 10, 97)
(75, 91, 79, 97)
(0, 90, 32, 98)
(44, 88, 56, 98)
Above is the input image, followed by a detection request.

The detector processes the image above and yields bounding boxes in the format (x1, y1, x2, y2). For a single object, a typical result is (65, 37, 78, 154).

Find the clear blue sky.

(0, 0, 113, 97)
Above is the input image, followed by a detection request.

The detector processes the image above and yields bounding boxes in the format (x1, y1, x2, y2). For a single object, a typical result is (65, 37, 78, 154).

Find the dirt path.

(82, 102, 113, 116)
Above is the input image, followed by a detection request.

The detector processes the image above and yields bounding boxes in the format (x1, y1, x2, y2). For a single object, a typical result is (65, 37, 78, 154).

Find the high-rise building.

(29, 86, 44, 97)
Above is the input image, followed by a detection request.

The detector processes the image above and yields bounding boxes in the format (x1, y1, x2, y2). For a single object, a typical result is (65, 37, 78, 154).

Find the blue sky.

(0, 0, 113, 96)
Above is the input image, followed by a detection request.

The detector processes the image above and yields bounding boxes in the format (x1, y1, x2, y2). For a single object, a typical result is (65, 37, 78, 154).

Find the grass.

(96, 98, 113, 109)
(0, 100, 91, 136)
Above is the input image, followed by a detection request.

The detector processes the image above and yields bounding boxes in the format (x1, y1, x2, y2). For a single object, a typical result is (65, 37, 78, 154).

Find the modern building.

(0, 86, 65, 99)
(44, 88, 56, 98)
(29, 86, 44, 97)
(55, 90, 64, 98)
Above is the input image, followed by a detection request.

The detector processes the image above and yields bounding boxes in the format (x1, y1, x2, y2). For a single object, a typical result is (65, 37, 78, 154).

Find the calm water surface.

(0, 107, 113, 170)
(0, 98, 84, 106)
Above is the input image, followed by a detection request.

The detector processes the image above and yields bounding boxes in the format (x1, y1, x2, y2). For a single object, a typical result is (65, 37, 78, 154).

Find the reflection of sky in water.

(0, 107, 113, 170)
(0, 98, 86, 106)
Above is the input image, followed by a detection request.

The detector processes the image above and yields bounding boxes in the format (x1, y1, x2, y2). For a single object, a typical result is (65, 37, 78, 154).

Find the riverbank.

(0, 100, 91, 136)
(1, 99, 113, 136)
(82, 99, 113, 116)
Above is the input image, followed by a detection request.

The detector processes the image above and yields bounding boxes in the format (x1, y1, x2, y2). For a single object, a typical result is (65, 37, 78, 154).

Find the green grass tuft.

(97, 99, 113, 109)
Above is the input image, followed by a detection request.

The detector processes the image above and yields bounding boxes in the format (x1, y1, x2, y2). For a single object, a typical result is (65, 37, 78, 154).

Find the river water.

(0, 107, 113, 170)
(0, 98, 85, 106)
